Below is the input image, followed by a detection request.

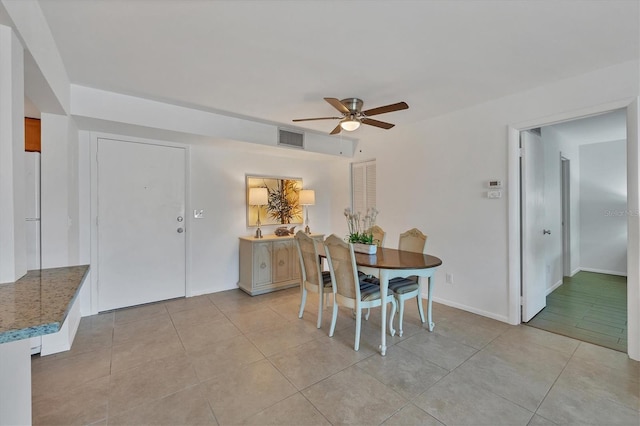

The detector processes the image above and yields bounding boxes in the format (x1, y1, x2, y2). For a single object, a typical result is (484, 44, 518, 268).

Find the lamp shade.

(299, 189, 315, 206)
(248, 187, 268, 206)
(340, 118, 361, 132)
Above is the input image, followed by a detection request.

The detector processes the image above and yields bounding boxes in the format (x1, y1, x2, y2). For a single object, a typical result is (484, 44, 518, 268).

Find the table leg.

(379, 269, 389, 356)
(427, 275, 435, 331)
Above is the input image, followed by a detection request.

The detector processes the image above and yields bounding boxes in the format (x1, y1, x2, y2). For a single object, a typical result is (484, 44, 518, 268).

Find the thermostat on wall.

(488, 180, 503, 189)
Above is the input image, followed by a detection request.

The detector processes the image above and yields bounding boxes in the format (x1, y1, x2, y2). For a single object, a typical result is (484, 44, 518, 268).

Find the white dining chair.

(389, 228, 428, 336)
(324, 234, 396, 351)
(295, 231, 332, 328)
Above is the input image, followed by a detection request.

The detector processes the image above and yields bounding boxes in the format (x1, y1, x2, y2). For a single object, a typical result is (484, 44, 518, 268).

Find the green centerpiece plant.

(344, 207, 379, 245)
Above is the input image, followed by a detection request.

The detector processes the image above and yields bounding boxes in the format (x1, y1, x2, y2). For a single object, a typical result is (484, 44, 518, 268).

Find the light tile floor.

(31, 288, 639, 425)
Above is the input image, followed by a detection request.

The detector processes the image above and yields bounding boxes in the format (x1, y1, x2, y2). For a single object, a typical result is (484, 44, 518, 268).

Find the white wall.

(579, 139, 627, 275)
(0, 24, 25, 284)
(542, 130, 563, 290)
(186, 141, 340, 295)
(41, 112, 80, 268)
(1, 0, 70, 114)
(350, 61, 639, 322)
(557, 133, 582, 276)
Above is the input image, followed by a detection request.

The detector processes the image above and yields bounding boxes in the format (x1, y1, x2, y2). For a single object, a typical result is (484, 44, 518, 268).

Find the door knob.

(177, 216, 183, 222)
(543, 229, 551, 235)
(177, 228, 184, 233)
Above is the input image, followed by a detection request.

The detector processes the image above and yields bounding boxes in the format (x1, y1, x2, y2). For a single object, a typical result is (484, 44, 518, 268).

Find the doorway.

(508, 99, 639, 361)
(524, 115, 628, 351)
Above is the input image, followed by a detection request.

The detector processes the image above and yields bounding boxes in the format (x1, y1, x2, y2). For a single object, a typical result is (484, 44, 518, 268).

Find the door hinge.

(520, 296, 524, 305)
(519, 147, 525, 157)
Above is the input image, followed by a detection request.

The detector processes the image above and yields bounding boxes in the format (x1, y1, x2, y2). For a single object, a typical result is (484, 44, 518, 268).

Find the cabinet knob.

(260, 262, 266, 269)
(279, 260, 285, 266)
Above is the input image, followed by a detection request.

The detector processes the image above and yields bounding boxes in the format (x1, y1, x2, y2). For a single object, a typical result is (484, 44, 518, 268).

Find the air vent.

(278, 129, 304, 149)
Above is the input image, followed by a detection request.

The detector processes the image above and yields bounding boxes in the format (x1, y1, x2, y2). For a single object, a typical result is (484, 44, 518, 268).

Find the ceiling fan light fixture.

(340, 117, 361, 132)
(292, 97, 408, 134)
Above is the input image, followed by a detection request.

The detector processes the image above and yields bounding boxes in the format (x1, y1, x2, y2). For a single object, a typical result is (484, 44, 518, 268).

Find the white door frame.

(89, 132, 191, 315)
(508, 97, 639, 361)
(561, 156, 571, 277)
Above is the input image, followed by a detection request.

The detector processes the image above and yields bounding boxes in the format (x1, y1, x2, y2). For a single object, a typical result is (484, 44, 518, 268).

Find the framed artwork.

(246, 175, 303, 227)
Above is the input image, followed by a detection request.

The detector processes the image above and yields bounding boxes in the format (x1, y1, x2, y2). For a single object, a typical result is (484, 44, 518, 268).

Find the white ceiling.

(33, 0, 640, 138)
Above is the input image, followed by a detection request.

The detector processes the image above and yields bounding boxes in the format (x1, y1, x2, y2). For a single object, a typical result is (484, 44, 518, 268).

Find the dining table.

(354, 247, 442, 356)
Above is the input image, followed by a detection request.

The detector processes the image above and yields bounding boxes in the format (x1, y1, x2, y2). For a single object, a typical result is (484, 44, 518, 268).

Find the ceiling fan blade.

(292, 116, 341, 122)
(362, 101, 409, 117)
(324, 97, 350, 114)
(361, 118, 395, 129)
(330, 124, 342, 135)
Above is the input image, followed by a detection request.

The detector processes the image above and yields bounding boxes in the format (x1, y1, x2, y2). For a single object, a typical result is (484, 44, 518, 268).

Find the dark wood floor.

(526, 271, 627, 352)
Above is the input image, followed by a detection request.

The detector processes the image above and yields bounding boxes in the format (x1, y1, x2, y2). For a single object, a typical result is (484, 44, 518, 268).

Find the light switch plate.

(487, 190, 502, 199)
(194, 209, 204, 219)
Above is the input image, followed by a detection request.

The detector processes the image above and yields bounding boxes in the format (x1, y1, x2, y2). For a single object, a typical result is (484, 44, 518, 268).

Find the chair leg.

(316, 289, 323, 329)
(397, 297, 405, 337)
(416, 294, 426, 324)
(329, 301, 339, 337)
(354, 309, 362, 351)
(298, 287, 307, 319)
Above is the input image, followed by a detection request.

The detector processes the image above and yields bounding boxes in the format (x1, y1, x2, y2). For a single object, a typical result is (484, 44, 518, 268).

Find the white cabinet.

(238, 234, 323, 295)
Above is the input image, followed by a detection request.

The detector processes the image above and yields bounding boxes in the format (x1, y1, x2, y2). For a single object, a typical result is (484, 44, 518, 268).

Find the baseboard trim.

(431, 296, 510, 324)
(546, 279, 564, 296)
(578, 267, 627, 277)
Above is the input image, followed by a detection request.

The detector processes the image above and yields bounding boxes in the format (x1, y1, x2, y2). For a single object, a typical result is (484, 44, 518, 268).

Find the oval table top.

(354, 247, 442, 270)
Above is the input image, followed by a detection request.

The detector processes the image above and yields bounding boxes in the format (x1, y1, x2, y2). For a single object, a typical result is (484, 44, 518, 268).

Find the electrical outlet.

(445, 273, 453, 284)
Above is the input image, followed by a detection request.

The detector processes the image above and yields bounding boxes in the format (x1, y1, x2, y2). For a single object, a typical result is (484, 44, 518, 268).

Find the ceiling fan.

(293, 97, 409, 135)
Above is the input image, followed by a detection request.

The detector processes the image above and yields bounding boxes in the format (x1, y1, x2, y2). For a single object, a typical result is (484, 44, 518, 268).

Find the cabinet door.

(272, 240, 293, 283)
(253, 242, 272, 287)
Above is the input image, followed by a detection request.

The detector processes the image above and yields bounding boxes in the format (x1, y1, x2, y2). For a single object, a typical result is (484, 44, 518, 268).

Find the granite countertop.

(0, 265, 89, 344)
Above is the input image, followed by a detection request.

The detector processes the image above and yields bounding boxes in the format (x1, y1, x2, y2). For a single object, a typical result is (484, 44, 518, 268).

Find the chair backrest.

(294, 231, 323, 288)
(367, 225, 386, 247)
(398, 228, 427, 253)
(324, 234, 359, 301)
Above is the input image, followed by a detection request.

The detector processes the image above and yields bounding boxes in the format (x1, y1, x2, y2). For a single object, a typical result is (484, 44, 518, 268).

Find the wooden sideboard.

(238, 234, 324, 295)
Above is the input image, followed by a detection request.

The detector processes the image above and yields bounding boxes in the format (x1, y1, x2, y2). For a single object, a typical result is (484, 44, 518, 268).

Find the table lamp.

(249, 187, 268, 238)
(299, 189, 315, 234)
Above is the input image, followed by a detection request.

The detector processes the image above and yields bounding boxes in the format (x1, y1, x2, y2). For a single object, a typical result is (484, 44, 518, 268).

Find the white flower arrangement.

(344, 207, 379, 244)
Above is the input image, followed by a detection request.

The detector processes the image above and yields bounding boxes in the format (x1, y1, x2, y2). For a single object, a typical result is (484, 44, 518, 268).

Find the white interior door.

(97, 138, 186, 311)
(521, 130, 547, 321)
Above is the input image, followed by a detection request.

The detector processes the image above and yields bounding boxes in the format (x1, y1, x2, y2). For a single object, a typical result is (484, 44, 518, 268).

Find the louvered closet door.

(352, 160, 377, 213)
